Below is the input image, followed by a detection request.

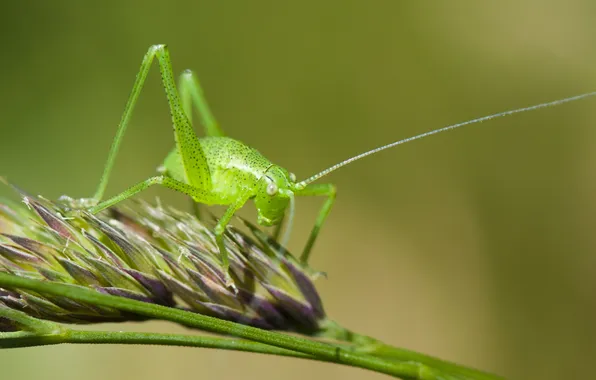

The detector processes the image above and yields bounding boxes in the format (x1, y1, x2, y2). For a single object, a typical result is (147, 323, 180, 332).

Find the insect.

(68, 44, 596, 288)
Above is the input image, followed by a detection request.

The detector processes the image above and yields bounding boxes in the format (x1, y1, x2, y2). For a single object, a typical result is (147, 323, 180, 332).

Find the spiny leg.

(178, 69, 222, 221)
(178, 69, 225, 137)
(151, 45, 211, 190)
(294, 183, 336, 264)
(91, 44, 211, 203)
(88, 176, 211, 214)
(214, 197, 250, 289)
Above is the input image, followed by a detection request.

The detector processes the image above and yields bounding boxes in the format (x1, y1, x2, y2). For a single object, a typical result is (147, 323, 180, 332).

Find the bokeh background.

(1, 1, 595, 379)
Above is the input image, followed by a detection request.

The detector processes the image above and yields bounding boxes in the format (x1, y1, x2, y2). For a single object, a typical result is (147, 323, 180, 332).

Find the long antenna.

(297, 91, 596, 187)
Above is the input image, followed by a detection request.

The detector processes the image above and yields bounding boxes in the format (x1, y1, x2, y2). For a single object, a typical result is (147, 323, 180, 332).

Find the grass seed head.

(0, 186, 325, 334)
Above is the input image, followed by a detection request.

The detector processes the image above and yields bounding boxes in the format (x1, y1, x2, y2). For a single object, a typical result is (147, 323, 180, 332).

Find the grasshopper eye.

(289, 172, 296, 182)
(266, 183, 278, 196)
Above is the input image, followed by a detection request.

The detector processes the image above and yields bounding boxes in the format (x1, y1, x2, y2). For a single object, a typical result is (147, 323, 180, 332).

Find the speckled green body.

(163, 136, 272, 205)
(162, 136, 294, 226)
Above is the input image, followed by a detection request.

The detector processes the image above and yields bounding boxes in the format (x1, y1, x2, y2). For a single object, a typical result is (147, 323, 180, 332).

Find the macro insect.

(65, 44, 596, 288)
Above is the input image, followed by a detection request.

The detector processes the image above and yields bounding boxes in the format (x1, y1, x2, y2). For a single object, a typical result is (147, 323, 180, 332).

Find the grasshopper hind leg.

(178, 70, 225, 138)
(77, 44, 239, 290)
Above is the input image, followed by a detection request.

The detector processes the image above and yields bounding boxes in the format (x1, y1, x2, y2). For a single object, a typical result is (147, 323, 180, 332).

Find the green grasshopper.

(68, 44, 596, 288)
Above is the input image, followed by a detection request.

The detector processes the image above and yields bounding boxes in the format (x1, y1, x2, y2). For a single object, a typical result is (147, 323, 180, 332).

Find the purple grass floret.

(28, 200, 75, 240)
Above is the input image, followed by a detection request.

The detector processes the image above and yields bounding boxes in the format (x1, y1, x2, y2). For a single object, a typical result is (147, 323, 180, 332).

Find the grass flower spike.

(0, 186, 324, 333)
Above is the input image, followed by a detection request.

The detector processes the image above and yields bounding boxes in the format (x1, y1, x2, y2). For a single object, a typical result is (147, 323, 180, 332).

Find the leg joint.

(149, 44, 167, 53)
(214, 225, 226, 235)
(149, 175, 165, 185)
(328, 184, 337, 197)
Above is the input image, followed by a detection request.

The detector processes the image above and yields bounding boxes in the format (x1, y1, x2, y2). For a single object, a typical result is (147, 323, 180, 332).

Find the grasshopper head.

(255, 165, 295, 226)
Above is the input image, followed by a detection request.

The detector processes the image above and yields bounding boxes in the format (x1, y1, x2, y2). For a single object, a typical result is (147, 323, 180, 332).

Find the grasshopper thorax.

(255, 165, 295, 226)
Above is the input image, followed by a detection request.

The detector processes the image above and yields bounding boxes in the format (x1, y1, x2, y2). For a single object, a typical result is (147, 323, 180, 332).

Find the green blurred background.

(1, 1, 595, 379)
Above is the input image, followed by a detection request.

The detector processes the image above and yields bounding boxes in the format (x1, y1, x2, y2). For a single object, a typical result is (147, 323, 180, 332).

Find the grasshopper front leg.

(294, 183, 337, 264)
(214, 196, 251, 290)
